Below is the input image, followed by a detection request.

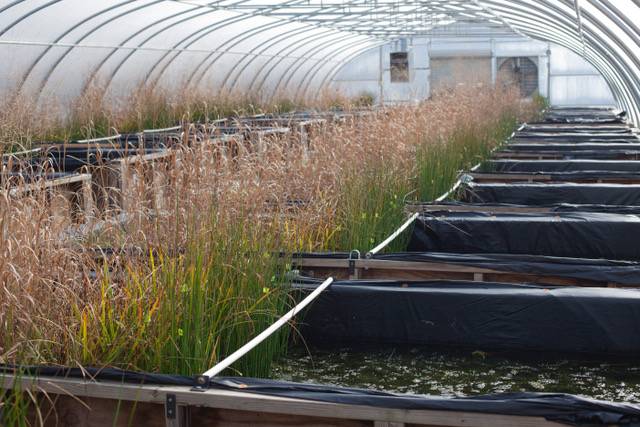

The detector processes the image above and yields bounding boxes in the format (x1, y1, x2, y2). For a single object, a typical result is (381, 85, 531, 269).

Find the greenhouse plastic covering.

(0, 1, 639, 124)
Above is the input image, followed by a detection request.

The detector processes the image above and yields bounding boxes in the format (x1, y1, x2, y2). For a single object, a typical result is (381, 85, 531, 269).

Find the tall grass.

(0, 85, 537, 391)
(416, 107, 518, 201)
(75, 221, 290, 377)
(323, 88, 529, 252)
(333, 169, 412, 253)
(0, 84, 352, 149)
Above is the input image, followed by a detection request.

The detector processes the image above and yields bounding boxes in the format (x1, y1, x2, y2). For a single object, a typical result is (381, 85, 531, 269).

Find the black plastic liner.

(523, 125, 634, 133)
(514, 132, 639, 141)
(407, 211, 640, 260)
(377, 251, 640, 285)
(543, 116, 626, 124)
(505, 143, 640, 152)
(482, 160, 640, 173)
(1, 365, 638, 426)
(542, 108, 626, 124)
(471, 170, 640, 181)
(496, 149, 640, 160)
(511, 139, 640, 145)
(293, 249, 640, 285)
(31, 147, 167, 172)
(414, 200, 640, 214)
(296, 278, 640, 358)
(460, 182, 640, 206)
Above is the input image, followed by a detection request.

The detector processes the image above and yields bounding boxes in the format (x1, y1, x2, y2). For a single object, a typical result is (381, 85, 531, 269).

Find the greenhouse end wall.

(331, 37, 615, 107)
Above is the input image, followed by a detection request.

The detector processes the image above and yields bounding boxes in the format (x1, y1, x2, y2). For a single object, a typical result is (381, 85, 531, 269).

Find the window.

(497, 57, 539, 97)
(390, 52, 410, 82)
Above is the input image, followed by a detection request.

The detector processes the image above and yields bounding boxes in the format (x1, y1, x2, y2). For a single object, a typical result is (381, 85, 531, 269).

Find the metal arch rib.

(260, 32, 368, 98)
(498, 9, 633, 120)
(0, 0, 62, 37)
(489, 0, 639, 102)
(98, 0, 273, 93)
(141, 0, 320, 91)
(593, 0, 640, 118)
(596, 0, 640, 54)
(189, 0, 410, 93)
(572, 1, 640, 84)
(479, 0, 638, 120)
(156, 0, 407, 92)
(16, 0, 142, 95)
(143, 0, 492, 89)
(507, 20, 627, 108)
(242, 0, 406, 96)
(264, 1, 476, 97)
(250, 32, 365, 96)
(571, 0, 640, 120)
(82, 2, 220, 95)
(220, 27, 337, 93)
(31, 0, 167, 101)
(477, 1, 632, 112)
(296, 37, 381, 100)
(527, 0, 640, 121)
(316, 42, 387, 96)
(563, 0, 640, 78)
(183, 20, 307, 91)
(486, 2, 635, 115)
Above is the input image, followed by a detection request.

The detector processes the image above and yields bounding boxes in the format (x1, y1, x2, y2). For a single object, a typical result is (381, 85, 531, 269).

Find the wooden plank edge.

(0, 374, 564, 427)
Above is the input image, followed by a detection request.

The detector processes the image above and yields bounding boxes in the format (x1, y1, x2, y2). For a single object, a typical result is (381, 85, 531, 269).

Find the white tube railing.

(365, 212, 420, 258)
(201, 277, 334, 378)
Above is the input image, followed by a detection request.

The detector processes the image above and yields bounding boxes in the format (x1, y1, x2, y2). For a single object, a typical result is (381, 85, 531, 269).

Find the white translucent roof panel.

(1, 0, 639, 124)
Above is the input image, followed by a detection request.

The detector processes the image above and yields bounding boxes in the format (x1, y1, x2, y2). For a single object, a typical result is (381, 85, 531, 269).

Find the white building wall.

(548, 45, 615, 106)
(331, 39, 429, 103)
(331, 33, 614, 107)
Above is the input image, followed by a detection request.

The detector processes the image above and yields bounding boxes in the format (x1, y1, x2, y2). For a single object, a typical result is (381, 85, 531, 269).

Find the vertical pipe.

(379, 45, 384, 105)
(491, 38, 497, 86)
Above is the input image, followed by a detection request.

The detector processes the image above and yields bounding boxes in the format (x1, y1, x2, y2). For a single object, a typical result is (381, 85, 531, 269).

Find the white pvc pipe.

(76, 134, 122, 143)
(143, 126, 183, 133)
(201, 277, 334, 377)
(366, 212, 420, 258)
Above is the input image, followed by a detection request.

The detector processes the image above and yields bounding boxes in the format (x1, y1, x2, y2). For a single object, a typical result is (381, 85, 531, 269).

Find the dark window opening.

(497, 57, 539, 97)
(390, 52, 409, 83)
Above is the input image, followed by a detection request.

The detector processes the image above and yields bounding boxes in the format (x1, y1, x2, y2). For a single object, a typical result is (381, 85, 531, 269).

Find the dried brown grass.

(0, 85, 536, 376)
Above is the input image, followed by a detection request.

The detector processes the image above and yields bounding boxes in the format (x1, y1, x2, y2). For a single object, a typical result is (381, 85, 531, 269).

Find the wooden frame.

(492, 151, 640, 160)
(405, 203, 555, 214)
(292, 257, 629, 287)
(3, 173, 94, 222)
(108, 150, 175, 215)
(466, 172, 640, 184)
(0, 374, 564, 427)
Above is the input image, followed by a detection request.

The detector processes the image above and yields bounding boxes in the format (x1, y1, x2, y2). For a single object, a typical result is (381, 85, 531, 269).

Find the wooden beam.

(0, 374, 564, 427)
(405, 204, 553, 215)
(468, 172, 640, 184)
(110, 150, 172, 166)
(6, 173, 92, 197)
(292, 257, 620, 287)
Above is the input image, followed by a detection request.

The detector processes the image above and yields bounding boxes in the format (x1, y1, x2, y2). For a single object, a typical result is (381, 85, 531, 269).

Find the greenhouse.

(1, 1, 640, 426)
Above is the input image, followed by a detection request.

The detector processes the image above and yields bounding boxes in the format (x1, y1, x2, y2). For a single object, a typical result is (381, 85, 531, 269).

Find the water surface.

(273, 346, 640, 402)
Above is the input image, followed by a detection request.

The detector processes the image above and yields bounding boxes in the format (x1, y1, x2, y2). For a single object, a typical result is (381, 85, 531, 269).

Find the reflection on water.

(272, 346, 640, 402)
